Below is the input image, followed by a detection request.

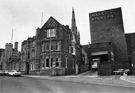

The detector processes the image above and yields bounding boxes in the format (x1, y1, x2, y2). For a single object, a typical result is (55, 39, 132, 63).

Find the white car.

(8, 70, 21, 76)
(3, 70, 9, 76)
(91, 62, 98, 70)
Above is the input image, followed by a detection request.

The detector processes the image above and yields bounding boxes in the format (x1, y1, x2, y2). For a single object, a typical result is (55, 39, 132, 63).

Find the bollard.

(123, 72, 127, 79)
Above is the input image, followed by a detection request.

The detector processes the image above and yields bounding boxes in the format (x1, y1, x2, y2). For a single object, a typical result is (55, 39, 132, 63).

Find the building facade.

(0, 42, 21, 71)
(20, 9, 81, 75)
(21, 36, 39, 74)
(0, 49, 5, 70)
(126, 33, 135, 75)
(39, 16, 74, 75)
(7, 42, 21, 71)
(89, 7, 129, 75)
(89, 7, 128, 62)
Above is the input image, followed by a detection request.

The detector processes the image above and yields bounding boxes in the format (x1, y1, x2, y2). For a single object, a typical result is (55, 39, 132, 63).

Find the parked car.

(91, 62, 98, 70)
(8, 70, 22, 76)
(0, 70, 4, 76)
(3, 70, 10, 76)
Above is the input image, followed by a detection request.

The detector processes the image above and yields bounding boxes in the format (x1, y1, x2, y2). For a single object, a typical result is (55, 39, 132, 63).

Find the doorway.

(26, 62, 29, 75)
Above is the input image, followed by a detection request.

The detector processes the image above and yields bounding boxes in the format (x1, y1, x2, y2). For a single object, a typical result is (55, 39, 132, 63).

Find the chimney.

(14, 42, 18, 51)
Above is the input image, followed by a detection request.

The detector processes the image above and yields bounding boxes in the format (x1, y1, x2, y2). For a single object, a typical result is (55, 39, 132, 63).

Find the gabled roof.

(41, 16, 62, 29)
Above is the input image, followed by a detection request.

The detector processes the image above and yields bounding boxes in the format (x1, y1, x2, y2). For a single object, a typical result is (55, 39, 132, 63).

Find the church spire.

(71, 7, 77, 34)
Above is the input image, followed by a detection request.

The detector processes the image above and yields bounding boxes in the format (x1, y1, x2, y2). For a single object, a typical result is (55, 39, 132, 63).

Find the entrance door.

(26, 62, 29, 75)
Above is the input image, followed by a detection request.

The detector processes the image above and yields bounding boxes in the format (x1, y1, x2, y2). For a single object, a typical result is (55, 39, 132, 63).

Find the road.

(0, 76, 135, 93)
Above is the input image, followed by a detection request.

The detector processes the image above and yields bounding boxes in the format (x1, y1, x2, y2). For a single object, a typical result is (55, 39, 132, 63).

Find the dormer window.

(47, 29, 56, 37)
(32, 41, 35, 47)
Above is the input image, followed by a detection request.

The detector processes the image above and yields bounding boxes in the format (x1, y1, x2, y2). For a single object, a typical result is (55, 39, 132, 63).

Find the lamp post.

(49, 31, 52, 75)
(65, 55, 68, 68)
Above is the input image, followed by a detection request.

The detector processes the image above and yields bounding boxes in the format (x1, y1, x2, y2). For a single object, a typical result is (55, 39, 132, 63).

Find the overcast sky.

(0, 0, 135, 51)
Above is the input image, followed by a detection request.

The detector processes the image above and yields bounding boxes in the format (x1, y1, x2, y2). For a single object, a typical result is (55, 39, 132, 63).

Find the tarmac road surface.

(0, 76, 135, 93)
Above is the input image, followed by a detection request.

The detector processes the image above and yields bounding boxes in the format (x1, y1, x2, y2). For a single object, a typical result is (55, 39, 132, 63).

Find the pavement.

(22, 74, 135, 88)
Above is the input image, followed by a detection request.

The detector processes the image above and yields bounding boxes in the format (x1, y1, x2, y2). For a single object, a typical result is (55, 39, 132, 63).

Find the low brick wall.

(40, 69, 52, 76)
(65, 68, 76, 75)
(98, 61, 130, 75)
(80, 65, 89, 73)
(29, 70, 40, 75)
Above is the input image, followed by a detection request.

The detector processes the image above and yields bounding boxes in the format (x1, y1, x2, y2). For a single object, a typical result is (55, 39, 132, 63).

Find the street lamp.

(65, 55, 68, 68)
(49, 30, 52, 75)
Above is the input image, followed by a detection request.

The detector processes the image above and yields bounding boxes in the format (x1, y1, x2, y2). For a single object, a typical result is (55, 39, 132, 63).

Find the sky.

(0, 0, 135, 51)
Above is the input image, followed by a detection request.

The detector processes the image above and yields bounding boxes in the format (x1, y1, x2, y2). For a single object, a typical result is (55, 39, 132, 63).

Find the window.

(42, 62, 45, 69)
(46, 58, 49, 67)
(51, 44, 53, 50)
(72, 46, 76, 55)
(56, 56, 61, 67)
(55, 42, 60, 51)
(32, 51, 35, 58)
(47, 29, 50, 37)
(47, 29, 56, 37)
(51, 58, 53, 67)
(33, 63, 35, 70)
(42, 43, 44, 52)
(58, 42, 61, 50)
(46, 44, 49, 50)
(30, 63, 35, 70)
(27, 52, 30, 59)
(69, 46, 71, 53)
(55, 43, 58, 50)
(21, 63, 25, 71)
(52, 29, 56, 37)
(33, 41, 35, 47)
(30, 63, 33, 70)
(55, 58, 59, 67)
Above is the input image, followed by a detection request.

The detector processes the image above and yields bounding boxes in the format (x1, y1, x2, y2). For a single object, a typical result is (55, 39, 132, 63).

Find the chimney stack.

(14, 42, 18, 51)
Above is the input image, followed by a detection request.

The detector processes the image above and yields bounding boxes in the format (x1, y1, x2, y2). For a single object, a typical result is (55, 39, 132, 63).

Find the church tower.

(71, 7, 77, 56)
(71, 7, 81, 74)
(71, 8, 77, 35)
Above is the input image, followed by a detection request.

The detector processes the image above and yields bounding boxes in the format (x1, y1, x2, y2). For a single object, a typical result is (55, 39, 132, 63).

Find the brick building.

(21, 36, 40, 74)
(7, 42, 21, 71)
(0, 42, 21, 71)
(125, 33, 135, 75)
(0, 49, 5, 70)
(89, 7, 128, 62)
(20, 9, 81, 75)
(89, 7, 129, 75)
